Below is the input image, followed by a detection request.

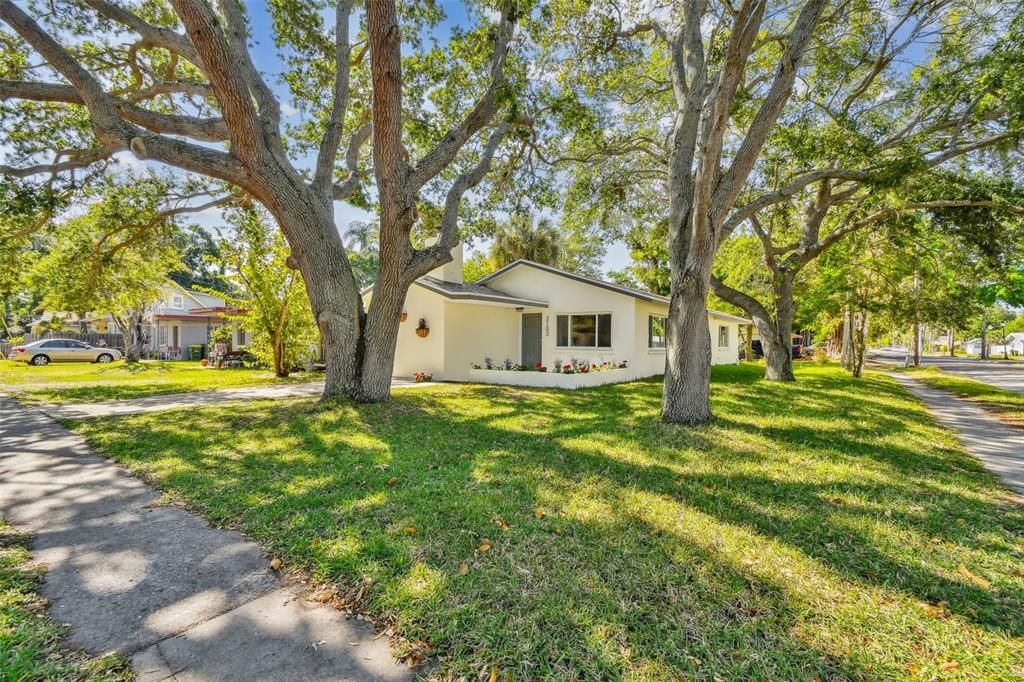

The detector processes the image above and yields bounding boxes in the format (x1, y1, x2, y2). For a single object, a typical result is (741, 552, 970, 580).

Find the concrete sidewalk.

(0, 397, 418, 681)
(40, 378, 436, 420)
(889, 373, 1024, 499)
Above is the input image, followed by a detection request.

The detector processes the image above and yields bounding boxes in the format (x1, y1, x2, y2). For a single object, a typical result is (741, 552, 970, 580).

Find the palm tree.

(490, 215, 561, 267)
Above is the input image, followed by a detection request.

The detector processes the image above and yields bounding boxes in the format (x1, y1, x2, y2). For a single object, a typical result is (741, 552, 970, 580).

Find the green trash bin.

(188, 344, 205, 361)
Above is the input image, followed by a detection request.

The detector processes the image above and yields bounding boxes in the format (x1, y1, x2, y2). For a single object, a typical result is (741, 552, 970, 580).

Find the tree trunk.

(663, 271, 713, 424)
(271, 332, 287, 377)
(113, 309, 145, 362)
(949, 328, 955, 357)
(841, 306, 854, 371)
(709, 273, 795, 382)
(980, 312, 988, 359)
(763, 274, 796, 382)
(852, 311, 867, 378)
(912, 320, 921, 366)
(260, 186, 368, 400)
(359, 278, 408, 401)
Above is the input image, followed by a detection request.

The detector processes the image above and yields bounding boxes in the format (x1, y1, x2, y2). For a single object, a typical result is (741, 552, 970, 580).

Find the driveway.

(36, 378, 438, 421)
(922, 356, 1024, 395)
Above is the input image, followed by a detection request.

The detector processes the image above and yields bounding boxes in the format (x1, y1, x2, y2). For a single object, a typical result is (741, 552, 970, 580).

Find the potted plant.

(415, 318, 429, 337)
(412, 371, 432, 382)
(400, 311, 408, 323)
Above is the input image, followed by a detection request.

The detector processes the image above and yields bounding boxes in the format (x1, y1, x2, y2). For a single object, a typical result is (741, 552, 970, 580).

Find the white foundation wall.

(443, 302, 521, 381)
(384, 285, 447, 379)
(483, 267, 639, 372)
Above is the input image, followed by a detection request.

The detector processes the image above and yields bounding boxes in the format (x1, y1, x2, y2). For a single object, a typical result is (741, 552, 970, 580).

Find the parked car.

(743, 340, 803, 360)
(7, 339, 123, 365)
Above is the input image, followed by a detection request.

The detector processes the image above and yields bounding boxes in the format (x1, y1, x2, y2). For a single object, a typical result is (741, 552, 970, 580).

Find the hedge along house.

(362, 245, 750, 388)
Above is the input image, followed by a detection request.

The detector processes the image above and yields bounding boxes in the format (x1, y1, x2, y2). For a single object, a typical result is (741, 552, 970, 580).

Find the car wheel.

(31, 354, 50, 366)
(96, 353, 114, 364)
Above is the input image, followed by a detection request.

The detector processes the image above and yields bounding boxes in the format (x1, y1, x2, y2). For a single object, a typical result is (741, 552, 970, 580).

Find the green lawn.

(905, 367, 1024, 426)
(0, 359, 319, 403)
(0, 521, 129, 681)
(72, 365, 1024, 680)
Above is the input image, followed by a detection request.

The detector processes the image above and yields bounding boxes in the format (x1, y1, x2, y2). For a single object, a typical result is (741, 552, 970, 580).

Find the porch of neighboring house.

(149, 313, 246, 360)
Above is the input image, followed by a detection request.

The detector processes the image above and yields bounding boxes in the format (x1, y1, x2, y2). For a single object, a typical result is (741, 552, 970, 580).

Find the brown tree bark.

(660, 0, 827, 423)
(710, 272, 797, 383)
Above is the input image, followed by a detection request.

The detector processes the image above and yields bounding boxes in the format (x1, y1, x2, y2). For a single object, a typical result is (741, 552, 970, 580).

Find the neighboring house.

(363, 245, 750, 387)
(29, 281, 246, 359)
(1005, 332, 1024, 356)
(963, 335, 1022, 357)
(147, 281, 245, 359)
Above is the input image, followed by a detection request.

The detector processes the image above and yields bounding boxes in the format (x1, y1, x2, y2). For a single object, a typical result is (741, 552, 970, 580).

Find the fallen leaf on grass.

(387, 477, 399, 486)
(958, 564, 991, 589)
(490, 666, 499, 682)
(940, 661, 960, 671)
(478, 539, 493, 553)
(403, 527, 417, 535)
(534, 509, 546, 519)
(495, 518, 510, 531)
(458, 562, 470, 576)
(270, 557, 283, 570)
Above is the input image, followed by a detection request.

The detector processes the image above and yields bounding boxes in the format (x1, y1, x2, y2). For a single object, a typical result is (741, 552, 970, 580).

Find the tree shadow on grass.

(73, 365, 1024, 679)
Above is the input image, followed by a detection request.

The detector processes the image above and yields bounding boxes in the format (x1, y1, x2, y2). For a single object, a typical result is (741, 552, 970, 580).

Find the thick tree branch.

(404, 123, 510, 281)
(332, 121, 372, 200)
(80, 0, 200, 64)
(0, 79, 228, 140)
(0, 147, 115, 178)
(0, 0, 247, 184)
(710, 275, 771, 322)
(167, 0, 266, 162)
(713, 0, 828, 222)
(216, 0, 282, 137)
(314, 0, 356, 195)
(409, 5, 515, 191)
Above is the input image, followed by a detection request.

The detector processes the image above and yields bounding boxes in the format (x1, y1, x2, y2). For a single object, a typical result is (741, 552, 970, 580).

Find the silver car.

(7, 339, 123, 365)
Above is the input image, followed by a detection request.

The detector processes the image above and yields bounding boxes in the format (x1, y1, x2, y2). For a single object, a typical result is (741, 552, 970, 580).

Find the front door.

(521, 313, 542, 368)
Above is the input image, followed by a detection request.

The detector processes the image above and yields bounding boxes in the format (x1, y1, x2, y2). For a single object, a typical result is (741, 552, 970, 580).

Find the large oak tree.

(1, 0, 524, 401)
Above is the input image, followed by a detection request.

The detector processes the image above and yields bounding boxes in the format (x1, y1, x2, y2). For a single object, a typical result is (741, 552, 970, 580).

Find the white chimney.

(426, 241, 463, 284)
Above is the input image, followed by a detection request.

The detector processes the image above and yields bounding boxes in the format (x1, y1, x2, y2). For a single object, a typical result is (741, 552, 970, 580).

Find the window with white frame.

(556, 313, 612, 348)
(172, 295, 184, 308)
(717, 324, 729, 348)
(648, 315, 666, 349)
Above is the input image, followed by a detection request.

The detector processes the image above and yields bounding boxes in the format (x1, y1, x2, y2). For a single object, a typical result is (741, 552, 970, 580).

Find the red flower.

(534, 361, 543, 369)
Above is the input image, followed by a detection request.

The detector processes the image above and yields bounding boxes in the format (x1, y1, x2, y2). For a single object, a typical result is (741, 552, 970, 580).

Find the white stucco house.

(363, 245, 750, 388)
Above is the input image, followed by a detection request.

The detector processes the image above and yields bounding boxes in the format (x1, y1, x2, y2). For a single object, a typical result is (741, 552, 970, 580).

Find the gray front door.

(521, 313, 542, 368)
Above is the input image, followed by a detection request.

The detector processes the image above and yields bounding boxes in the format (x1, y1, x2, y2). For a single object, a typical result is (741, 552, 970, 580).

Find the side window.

(66, 341, 88, 349)
(41, 340, 66, 349)
(648, 316, 666, 349)
(718, 325, 729, 347)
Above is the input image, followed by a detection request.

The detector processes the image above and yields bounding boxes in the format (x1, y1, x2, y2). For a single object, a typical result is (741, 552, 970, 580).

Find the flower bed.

(467, 367, 633, 389)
